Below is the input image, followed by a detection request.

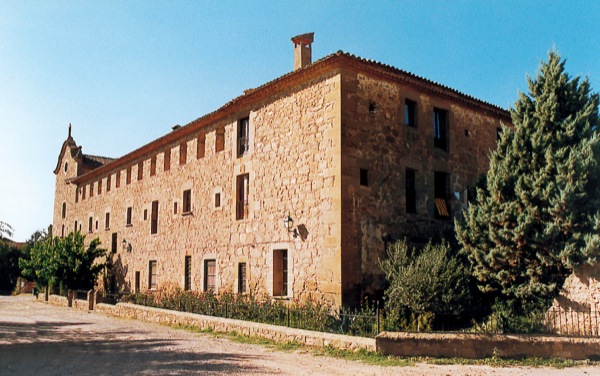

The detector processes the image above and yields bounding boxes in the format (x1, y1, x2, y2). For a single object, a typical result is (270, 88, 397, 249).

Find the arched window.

(62, 202, 66, 219)
(64, 162, 68, 173)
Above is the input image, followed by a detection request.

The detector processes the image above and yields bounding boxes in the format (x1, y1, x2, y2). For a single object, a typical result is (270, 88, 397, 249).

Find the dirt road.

(0, 295, 596, 375)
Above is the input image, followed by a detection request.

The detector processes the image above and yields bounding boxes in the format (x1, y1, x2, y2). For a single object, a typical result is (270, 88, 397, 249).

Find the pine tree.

(456, 51, 600, 313)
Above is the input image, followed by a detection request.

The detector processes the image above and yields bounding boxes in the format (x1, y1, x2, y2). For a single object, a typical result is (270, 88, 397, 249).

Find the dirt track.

(0, 295, 596, 375)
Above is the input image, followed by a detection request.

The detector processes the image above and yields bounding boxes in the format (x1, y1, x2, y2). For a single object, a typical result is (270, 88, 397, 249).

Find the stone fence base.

(95, 302, 375, 352)
(376, 331, 600, 360)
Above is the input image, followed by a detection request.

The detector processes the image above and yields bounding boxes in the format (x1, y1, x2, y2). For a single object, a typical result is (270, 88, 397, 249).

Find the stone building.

(52, 34, 511, 307)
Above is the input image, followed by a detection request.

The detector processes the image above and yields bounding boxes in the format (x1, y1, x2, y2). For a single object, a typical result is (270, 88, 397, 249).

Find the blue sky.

(1, 1, 598, 241)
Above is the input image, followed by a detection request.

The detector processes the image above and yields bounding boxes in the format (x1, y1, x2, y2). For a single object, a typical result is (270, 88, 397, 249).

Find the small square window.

(215, 193, 221, 208)
(360, 168, 369, 186)
(368, 102, 377, 114)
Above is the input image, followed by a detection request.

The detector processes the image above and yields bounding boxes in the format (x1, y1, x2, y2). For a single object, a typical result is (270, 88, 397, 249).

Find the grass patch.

(173, 323, 594, 369)
(315, 346, 414, 367)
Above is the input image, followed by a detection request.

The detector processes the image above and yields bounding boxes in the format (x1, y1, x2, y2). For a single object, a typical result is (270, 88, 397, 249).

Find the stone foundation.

(376, 331, 600, 360)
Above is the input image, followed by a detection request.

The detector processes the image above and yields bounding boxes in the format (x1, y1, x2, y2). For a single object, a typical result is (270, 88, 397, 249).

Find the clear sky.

(1, 1, 598, 241)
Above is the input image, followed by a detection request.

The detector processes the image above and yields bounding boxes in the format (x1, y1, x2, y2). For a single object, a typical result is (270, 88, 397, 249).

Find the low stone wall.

(95, 302, 375, 352)
(73, 299, 90, 311)
(47, 294, 69, 307)
(376, 331, 600, 360)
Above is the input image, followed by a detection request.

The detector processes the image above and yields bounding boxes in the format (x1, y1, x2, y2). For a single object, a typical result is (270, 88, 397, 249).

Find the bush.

(380, 239, 473, 331)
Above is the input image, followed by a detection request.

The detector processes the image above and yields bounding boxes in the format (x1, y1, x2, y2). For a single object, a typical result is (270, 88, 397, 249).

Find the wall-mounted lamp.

(122, 239, 132, 252)
(283, 215, 298, 238)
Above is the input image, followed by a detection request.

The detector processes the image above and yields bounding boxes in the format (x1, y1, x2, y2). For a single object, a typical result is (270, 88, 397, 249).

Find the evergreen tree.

(456, 51, 600, 313)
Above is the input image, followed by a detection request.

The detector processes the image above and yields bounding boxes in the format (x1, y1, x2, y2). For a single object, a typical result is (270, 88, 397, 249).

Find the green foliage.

(125, 285, 379, 337)
(0, 241, 27, 293)
(456, 50, 600, 314)
(19, 231, 107, 291)
(379, 239, 472, 331)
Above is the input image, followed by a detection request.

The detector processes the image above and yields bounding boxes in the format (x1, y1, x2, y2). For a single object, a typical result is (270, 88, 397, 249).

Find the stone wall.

(550, 262, 600, 335)
(376, 331, 600, 360)
(53, 72, 343, 305)
(95, 302, 375, 352)
(340, 70, 507, 302)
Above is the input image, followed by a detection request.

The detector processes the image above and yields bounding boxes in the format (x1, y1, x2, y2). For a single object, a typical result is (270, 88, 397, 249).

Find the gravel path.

(0, 295, 596, 375)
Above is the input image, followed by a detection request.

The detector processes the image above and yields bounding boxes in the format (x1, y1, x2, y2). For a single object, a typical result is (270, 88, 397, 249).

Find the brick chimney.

(291, 33, 314, 71)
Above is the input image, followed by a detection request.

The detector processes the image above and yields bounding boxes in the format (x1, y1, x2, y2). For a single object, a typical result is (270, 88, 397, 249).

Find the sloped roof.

(82, 154, 115, 169)
(71, 50, 511, 184)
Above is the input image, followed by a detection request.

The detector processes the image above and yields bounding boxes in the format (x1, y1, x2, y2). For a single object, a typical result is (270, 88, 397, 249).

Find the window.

(164, 149, 171, 171)
(360, 168, 369, 186)
(180, 142, 187, 165)
(88, 216, 93, 233)
(238, 262, 247, 294)
(236, 174, 249, 220)
(75, 189, 79, 203)
(150, 157, 156, 176)
(237, 117, 249, 157)
(126, 166, 132, 185)
(149, 260, 157, 290)
(116, 171, 121, 188)
(74, 220, 78, 233)
(138, 161, 143, 181)
(406, 168, 417, 213)
(182, 189, 192, 214)
(405, 99, 417, 127)
(111, 233, 117, 253)
(107, 175, 111, 192)
(95, 220, 98, 230)
(105, 212, 110, 230)
(434, 171, 451, 219)
(184, 256, 192, 291)
(126, 207, 133, 226)
(151, 200, 159, 234)
(62, 202, 66, 219)
(82, 185, 86, 200)
(204, 259, 216, 292)
(215, 126, 225, 152)
(197, 132, 205, 159)
(64, 162, 68, 173)
(368, 102, 377, 114)
(144, 209, 148, 221)
(90, 183, 94, 197)
(135, 271, 140, 293)
(273, 249, 288, 297)
(215, 193, 221, 208)
(174, 202, 178, 215)
(61, 225, 64, 237)
(98, 180, 102, 195)
(433, 108, 448, 150)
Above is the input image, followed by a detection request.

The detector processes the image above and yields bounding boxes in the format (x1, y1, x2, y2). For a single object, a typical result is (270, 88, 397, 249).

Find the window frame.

(182, 189, 192, 214)
(237, 117, 250, 157)
(236, 174, 249, 220)
(151, 200, 159, 234)
(433, 108, 449, 151)
(204, 259, 216, 292)
(148, 260, 157, 290)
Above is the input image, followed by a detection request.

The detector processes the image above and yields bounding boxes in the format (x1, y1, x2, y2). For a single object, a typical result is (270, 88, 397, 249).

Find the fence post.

(225, 302, 228, 319)
(376, 300, 380, 334)
(87, 289, 94, 311)
(287, 307, 290, 327)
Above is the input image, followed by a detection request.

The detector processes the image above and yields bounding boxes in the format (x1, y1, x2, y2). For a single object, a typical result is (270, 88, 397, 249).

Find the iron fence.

(119, 291, 600, 338)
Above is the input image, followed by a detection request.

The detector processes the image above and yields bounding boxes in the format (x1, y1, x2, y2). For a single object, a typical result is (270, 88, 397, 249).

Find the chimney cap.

(291, 33, 314, 46)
